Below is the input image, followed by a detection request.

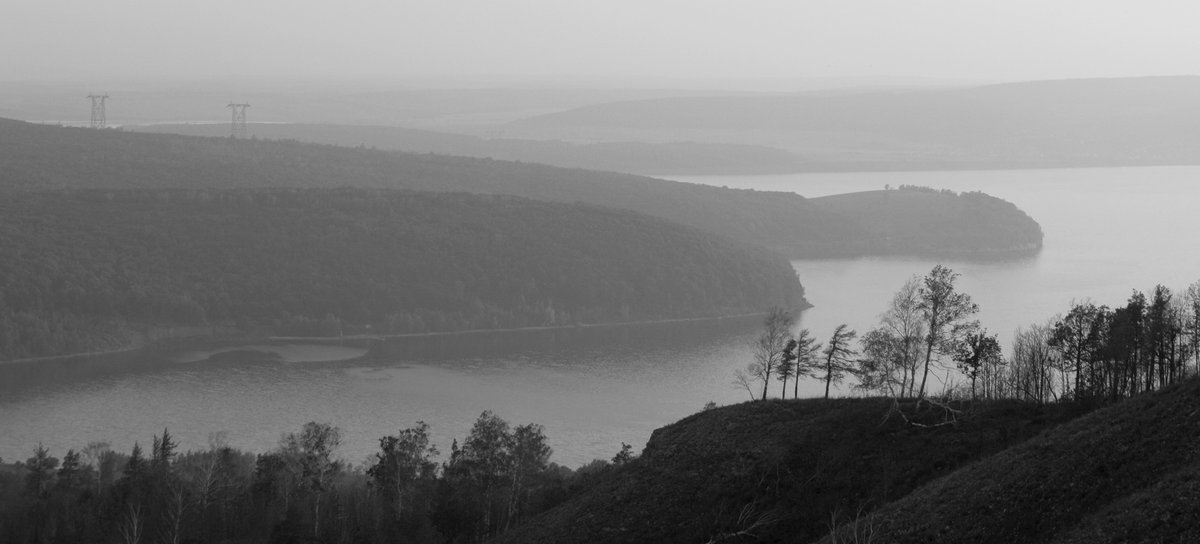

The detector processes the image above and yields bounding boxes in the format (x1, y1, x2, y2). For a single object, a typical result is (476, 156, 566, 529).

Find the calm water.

(2, 166, 1198, 467)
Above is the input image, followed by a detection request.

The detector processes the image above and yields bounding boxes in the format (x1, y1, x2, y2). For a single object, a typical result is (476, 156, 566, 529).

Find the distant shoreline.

(0, 307, 808, 367)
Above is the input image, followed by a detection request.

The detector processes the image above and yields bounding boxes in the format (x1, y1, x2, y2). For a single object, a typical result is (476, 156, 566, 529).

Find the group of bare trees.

(989, 283, 1200, 404)
(739, 264, 1200, 406)
(733, 307, 860, 401)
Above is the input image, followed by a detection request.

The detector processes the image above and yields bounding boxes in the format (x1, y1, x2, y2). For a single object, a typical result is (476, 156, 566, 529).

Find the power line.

(227, 102, 250, 138)
(87, 93, 109, 129)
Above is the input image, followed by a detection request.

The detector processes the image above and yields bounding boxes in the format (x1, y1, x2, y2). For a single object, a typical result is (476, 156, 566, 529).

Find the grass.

(496, 397, 1086, 544)
(843, 377, 1200, 544)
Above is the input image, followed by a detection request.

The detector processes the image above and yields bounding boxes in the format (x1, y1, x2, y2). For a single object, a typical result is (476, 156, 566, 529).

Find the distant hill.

(0, 189, 805, 360)
(808, 187, 1043, 256)
(0, 118, 1042, 258)
(507, 76, 1200, 170)
(495, 398, 1087, 544)
(133, 122, 805, 175)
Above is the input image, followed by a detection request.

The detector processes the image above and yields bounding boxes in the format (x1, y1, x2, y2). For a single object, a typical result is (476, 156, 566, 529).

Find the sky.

(4, 1, 1199, 86)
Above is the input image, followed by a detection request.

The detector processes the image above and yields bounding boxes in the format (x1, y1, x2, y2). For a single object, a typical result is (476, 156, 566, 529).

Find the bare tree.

(880, 276, 926, 397)
(916, 265, 979, 399)
(749, 307, 793, 400)
(777, 338, 798, 398)
(732, 368, 758, 401)
(816, 324, 858, 399)
(1184, 280, 1200, 376)
(117, 503, 143, 544)
(1007, 323, 1060, 403)
(793, 328, 822, 399)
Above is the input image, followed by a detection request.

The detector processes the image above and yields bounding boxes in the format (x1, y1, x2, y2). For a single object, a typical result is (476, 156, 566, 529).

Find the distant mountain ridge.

(0, 118, 1042, 258)
(506, 76, 1200, 170)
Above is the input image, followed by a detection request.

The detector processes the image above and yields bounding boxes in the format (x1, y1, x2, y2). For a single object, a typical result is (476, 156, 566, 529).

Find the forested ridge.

(0, 189, 804, 360)
(0, 118, 1042, 258)
(134, 122, 806, 175)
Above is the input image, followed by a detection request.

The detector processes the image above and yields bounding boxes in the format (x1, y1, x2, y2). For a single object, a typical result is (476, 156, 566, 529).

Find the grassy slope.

(843, 377, 1200, 544)
(496, 398, 1086, 544)
(0, 118, 1041, 258)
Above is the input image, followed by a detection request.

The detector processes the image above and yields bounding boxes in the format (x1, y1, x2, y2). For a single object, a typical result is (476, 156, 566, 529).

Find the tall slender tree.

(792, 329, 822, 399)
(748, 307, 793, 400)
(880, 276, 926, 396)
(816, 324, 858, 399)
(1185, 280, 1200, 376)
(916, 265, 979, 399)
(777, 338, 799, 399)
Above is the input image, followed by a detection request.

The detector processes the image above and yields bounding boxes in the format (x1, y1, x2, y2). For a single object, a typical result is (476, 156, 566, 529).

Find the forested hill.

(808, 187, 1043, 256)
(0, 189, 805, 360)
(133, 122, 805, 175)
(0, 118, 1042, 258)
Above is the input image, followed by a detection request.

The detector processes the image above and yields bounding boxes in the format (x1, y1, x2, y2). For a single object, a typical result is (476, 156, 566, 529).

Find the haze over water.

(2, 166, 1197, 467)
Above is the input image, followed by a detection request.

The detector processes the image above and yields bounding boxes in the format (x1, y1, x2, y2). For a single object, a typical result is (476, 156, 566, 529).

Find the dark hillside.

(0, 189, 804, 360)
(496, 398, 1086, 544)
(839, 377, 1200, 544)
(0, 118, 1041, 258)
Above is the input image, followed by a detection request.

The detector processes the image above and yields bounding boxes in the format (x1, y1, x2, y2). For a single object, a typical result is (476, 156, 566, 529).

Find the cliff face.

(497, 398, 1084, 544)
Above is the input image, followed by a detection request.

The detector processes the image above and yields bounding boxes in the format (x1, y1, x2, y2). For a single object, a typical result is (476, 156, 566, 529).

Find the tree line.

(0, 413, 625, 544)
(738, 265, 1200, 406)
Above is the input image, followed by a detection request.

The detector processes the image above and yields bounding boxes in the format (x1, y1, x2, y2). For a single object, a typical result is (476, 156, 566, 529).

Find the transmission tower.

(227, 102, 250, 138)
(87, 93, 109, 129)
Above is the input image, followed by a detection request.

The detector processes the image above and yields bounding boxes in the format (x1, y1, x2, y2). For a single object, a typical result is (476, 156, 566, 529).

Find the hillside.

(808, 187, 1044, 256)
(0, 118, 1042, 258)
(507, 76, 1200, 170)
(496, 398, 1087, 544)
(840, 377, 1200, 544)
(133, 122, 805, 175)
(0, 189, 805, 360)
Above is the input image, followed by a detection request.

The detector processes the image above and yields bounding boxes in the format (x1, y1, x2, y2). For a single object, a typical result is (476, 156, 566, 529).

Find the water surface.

(2, 166, 1197, 467)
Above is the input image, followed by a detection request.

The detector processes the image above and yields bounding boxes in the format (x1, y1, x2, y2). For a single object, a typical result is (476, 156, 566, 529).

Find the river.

(1, 166, 1197, 467)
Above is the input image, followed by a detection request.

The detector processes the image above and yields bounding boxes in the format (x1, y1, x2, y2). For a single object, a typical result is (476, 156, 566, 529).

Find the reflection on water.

(3, 166, 1198, 468)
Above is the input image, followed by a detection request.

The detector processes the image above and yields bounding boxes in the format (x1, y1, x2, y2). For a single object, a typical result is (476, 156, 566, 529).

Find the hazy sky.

(5, 1, 1198, 85)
